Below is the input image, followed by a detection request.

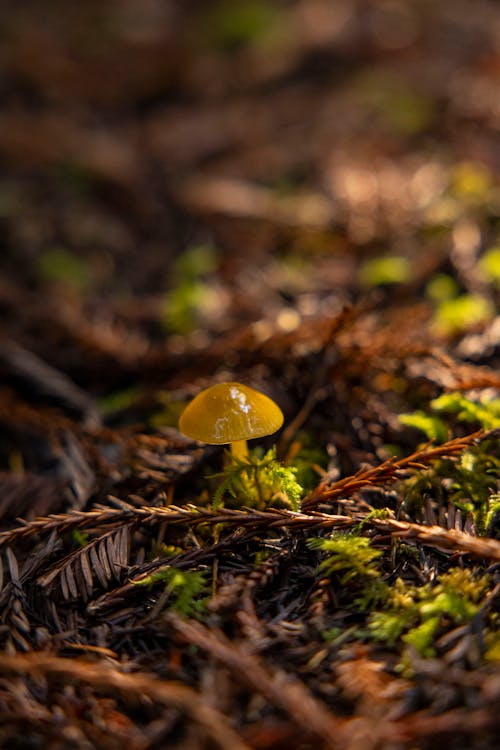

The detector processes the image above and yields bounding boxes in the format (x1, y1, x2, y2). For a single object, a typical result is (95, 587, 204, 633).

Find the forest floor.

(0, 2, 499, 748)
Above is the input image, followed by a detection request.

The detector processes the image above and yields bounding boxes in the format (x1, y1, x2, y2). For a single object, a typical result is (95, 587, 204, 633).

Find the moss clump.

(399, 393, 500, 534)
(212, 447, 303, 510)
(309, 533, 388, 609)
(309, 534, 382, 583)
(399, 390, 500, 443)
(368, 568, 492, 657)
(132, 567, 207, 619)
(309, 532, 498, 661)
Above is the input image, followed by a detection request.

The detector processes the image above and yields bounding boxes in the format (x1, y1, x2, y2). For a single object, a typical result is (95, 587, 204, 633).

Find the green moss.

(368, 569, 492, 657)
(309, 528, 497, 661)
(398, 394, 500, 530)
(399, 411, 449, 443)
(399, 394, 500, 533)
(485, 494, 500, 536)
(132, 566, 207, 619)
(401, 616, 440, 657)
(400, 391, 500, 441)
(356, 508, 393, 533)
(310, 533, 389, 614)
(431, 392, 500, 430)
(212, 447, 303, 510)
(72, 530, 90, 547)
(309, 534, 382, 584)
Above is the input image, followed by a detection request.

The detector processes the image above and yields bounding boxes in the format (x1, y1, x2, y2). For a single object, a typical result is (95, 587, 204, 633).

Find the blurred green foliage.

(399, 411, 449, 443)
(480, 245, 500, 286)
(132, 566, 207, 619)
(401, 391, 500, 441)
(432, 293, 494, 335)
(201, 0, 281, 51)
(352, 70, 434, 136)
(359, 255, 411, 287)
(450, 161, 493, 203)
(425, 273, 459, 303)
(98, 387, 139, 416)
(431, 392, 500, 431)
(37, 248, 91, 289)
(150, 392, 188, 429)
(162, 245, 219, 335)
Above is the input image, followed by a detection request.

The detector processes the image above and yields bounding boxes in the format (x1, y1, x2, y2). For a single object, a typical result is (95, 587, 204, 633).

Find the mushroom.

(178, 382, 284, 461)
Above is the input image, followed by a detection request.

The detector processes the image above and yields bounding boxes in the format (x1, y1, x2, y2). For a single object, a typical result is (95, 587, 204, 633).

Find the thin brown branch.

(2, 501, 500, 562)
(0, 503, 352, 547)
(301, 431, 490, 510)
(372, 518, 500, 560)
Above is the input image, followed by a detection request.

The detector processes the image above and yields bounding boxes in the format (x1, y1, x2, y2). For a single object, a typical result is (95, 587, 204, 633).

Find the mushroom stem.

(230, 439, 249, 462)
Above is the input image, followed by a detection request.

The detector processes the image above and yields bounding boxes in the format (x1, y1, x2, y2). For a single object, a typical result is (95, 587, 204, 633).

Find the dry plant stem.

(0, 654, 252, 750)
(373, 519, 500, 560)
(1, 507, 500, 562)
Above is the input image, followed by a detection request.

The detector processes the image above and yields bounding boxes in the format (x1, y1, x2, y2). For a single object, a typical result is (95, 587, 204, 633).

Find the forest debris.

(0, 653, 252, 750)
(168, 615, 343, 748)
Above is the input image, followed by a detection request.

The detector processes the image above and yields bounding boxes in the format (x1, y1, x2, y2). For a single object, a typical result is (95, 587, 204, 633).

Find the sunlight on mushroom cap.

(178, 382, 284, 444)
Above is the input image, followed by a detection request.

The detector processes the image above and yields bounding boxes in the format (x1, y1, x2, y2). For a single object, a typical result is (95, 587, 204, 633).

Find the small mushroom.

(178, 382, 284, 461)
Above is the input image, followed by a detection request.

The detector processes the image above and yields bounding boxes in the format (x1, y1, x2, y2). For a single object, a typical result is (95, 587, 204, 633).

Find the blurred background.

(1, 0, 499, 394)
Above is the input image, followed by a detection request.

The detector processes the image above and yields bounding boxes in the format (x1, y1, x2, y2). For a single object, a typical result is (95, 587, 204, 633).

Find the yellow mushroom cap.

(178, 382, 284, 444)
